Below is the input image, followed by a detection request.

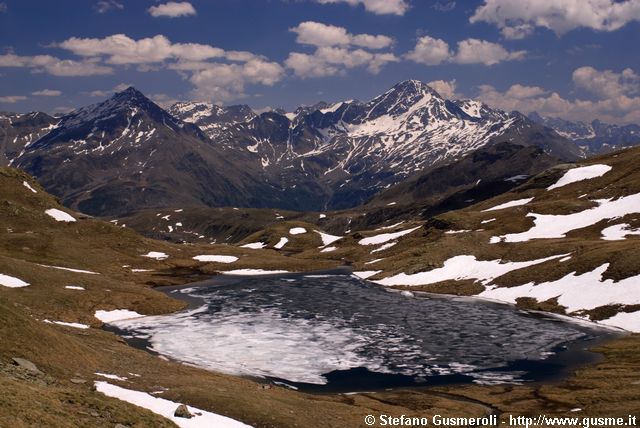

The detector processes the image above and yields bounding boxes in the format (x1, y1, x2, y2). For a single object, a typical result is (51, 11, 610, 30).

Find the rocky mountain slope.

(6, 81, 579, 216)
(529, 112, 640, 154)
(0, 111, 58, 166)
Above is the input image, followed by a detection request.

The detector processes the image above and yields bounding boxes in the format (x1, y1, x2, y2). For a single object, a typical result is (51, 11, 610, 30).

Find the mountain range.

(2, 80, 584, 216)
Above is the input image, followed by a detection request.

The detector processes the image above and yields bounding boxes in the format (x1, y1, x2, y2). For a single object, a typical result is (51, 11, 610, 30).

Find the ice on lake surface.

(108, 275, 602, 389)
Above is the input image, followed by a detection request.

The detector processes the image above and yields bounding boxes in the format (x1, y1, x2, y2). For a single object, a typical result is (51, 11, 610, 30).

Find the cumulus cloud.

(470, 0, 640, 39)
(290, 21, 393, 49)
(57, 34, 228, 64)
(0, 95, 27, 103)
(148, 1, 196, 18)
(186, 59, 284, 101)
(286, 21, 397, 78)
(476, 67, 640, 124)
(427, 79, 459, 99)
(406, 36, 525, 66)
(94, 0, 123, 14)
(0, 53, 113, 76)
(88, 83, 132, 97)
(286, 46, 398, 78)
(405, 36, 451, 65)
(315, 0, 408, 16)
(453, 38, 526, 65)
(572, 66, 640, 98)
(32, 89, 62, 96)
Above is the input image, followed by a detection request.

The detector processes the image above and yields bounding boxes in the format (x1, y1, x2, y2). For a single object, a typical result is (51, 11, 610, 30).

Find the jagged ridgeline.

(4, 80, 580, 216)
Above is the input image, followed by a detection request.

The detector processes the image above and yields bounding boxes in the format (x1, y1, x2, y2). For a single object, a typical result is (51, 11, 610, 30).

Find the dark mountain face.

(528, 112, 640, 153)
(0, 112, 58, 166)
(6, 82, 580, 216)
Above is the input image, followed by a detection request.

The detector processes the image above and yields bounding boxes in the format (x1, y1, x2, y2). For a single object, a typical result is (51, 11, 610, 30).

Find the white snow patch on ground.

(192, 255, 239, 263)
(221, 269, 289, 276)
(483, 198, 533, 212)
(315, 230, 342, 246)
(600, 311, 640, 332)
(131, 269, 153, 272)
(274, 237, 288, 249)
(64, 285, 85, 290)
(289, 227, 307, 235)
(240, 242, 266, 249)
(95, 381, 251, 428)
(23, 180, 37, 193)
(547, 164, 612, 191)
(480, 264, 640, 332)
(601, 223, 640, 241)
(375, 254, 566, 287)
(353, 271, 381, 279)
(142, 252, 169, 260)
(481, 218, 496, 224)
(319, 214, 326, 219)
(45, 208, 76, 222)
(95, 373, 128, 381)
(445, 230, 470, 234)
(95, 309, 145, 323)
(359, 226, 420, 245)
(320, 246, 337, 252)
(38, 264, 99, 275)
(376, 221, 404, 230)
(0, 273, 29, 288)
(492, 192, 640, 243)
(371, 242, 397, 253)
(44, 320, 89, 329)
(365, 258, 384, 265)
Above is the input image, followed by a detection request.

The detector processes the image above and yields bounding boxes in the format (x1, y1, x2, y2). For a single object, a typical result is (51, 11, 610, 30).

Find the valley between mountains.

(1, 80, 640, 427)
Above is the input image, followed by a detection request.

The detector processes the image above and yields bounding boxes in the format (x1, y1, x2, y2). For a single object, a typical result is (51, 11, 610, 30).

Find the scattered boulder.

(12, 357, 43, 375)
(114, 424, 129, 428)
(174, 404, 193, 419)
(70, 378, 86, 384)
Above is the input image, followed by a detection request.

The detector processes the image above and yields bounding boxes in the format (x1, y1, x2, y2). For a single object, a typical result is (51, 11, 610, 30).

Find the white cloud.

(476, 68, 640, 124)
(0, 54, 113, 76)
(453, 38, 526, 65)
(148, 1, 196, 18)
(286, 47, 398, 78)
(0, 95, 27, 103)
(470, 0, 640, 39)
(188, 59, 285, 102)
(315, 0, 408, 16)
(405, 36, 451, 65)
(290, 21, 393, 49)
(32, 89, 62, 96)
(88, 83, 132, 97)
(572, 66, 640, 98)
(57, 34, 227, 65)
(406, 36, 525, 66)
(427, 79, 459, 99)
(94, 0, 123, 14)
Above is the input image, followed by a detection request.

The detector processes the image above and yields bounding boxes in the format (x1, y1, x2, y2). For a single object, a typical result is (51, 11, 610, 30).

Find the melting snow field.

(95, 381, 251, 428)
(375, 254, 566, 287)
(547, 164, 612, 191)
(491, 192, 640, 243)
(274, 237, 288, 249)
(44, 319, 89, 329)
(38, 264, 99, 275)
(601, 223, 640, 241)
(0, 273, 29, 288)
(95, 309, 145, 323)
(221, 269, 289, 276)
(315, 230, 342, 246)
(483, 197, 533, 212)
(23, 180, 37, 193)
(192, 255, 238, 263)
(45, 208, 76, 222)
(359, 226, 420, 245)
(289, 227, 307, 235)
(240, 242, 266, 249)
(142, 251, 169, 260)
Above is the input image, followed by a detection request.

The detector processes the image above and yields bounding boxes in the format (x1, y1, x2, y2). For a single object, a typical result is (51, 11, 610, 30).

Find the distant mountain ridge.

(528, 112, 640, 153)
(3, 81, 581, 216)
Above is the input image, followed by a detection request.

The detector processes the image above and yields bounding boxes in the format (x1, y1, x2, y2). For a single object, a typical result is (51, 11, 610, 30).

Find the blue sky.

(1, 0, 639, 124)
